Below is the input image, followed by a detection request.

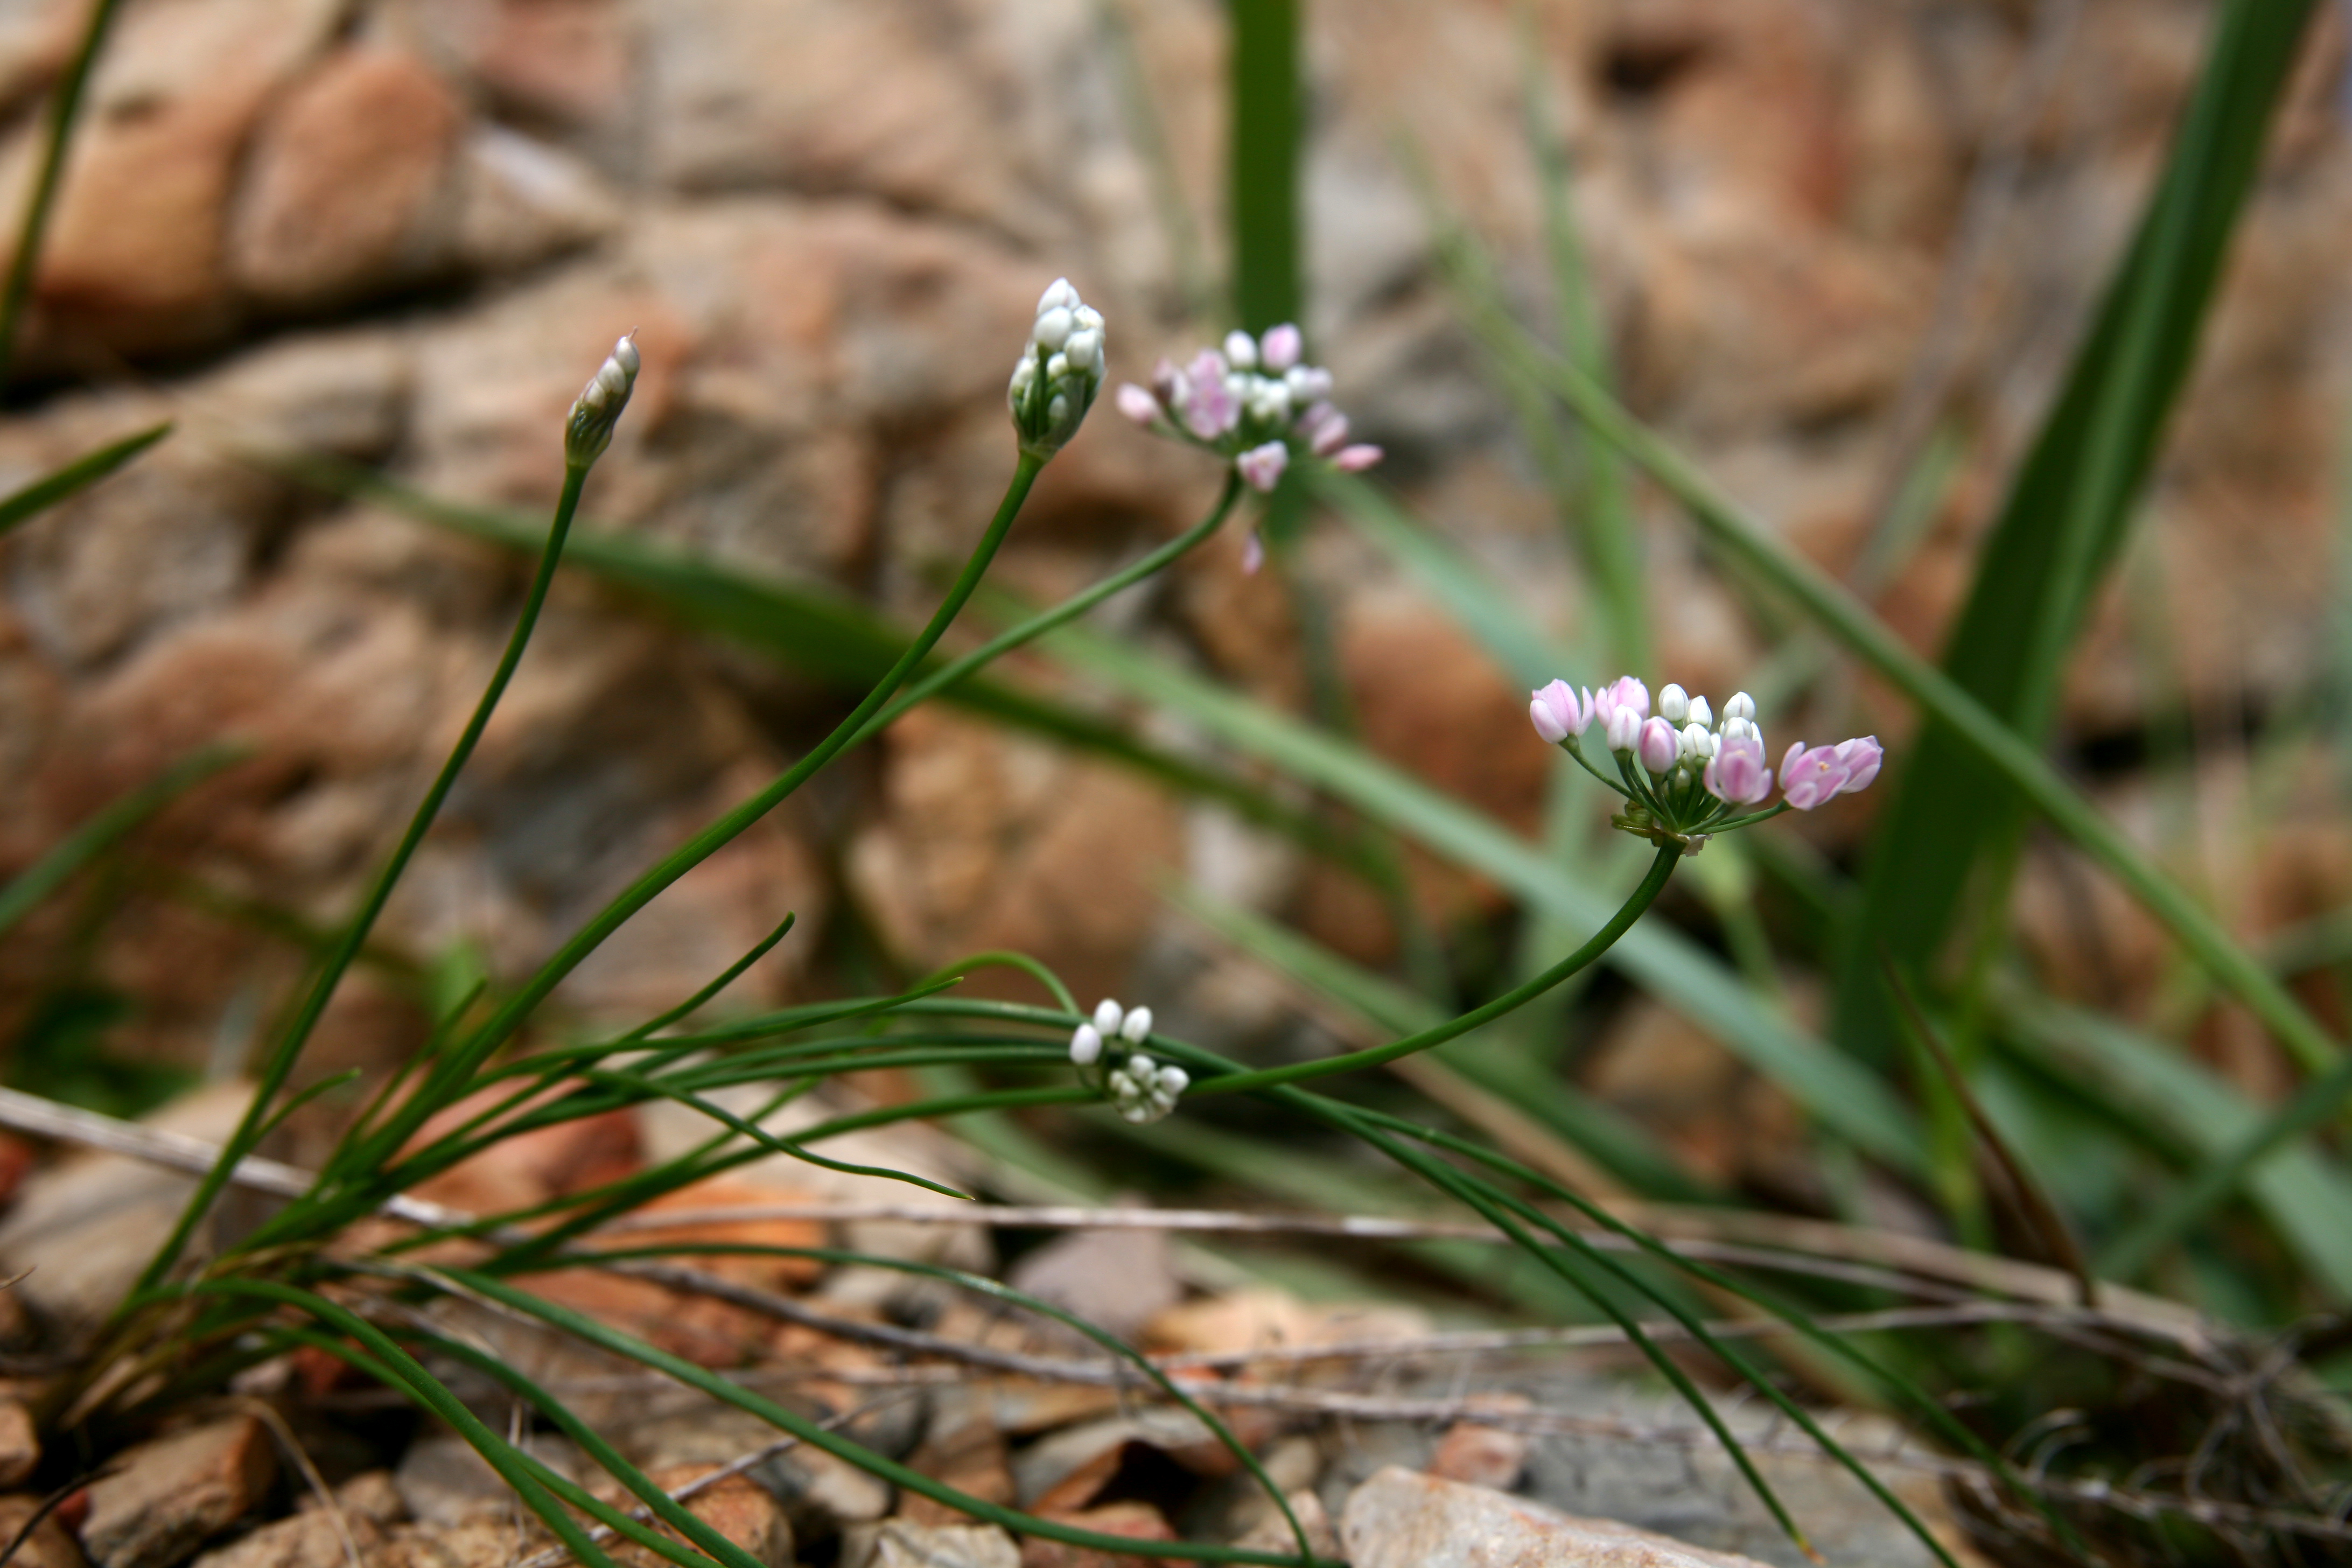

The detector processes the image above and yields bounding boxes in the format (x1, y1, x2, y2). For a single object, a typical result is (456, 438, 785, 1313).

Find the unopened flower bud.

(1010, 278, 1105, 458)
(1070, 1023, 1103, 1067)
(1724, 691, 1755, 722)
(1331, 444, 1383, 472)
(1687, 695, 1713, 730)
(1638, 716, 1680, 774)
(1094, 999, 1123, 1034)
(1116, 383, 1160, 426)
(565, 334, 641, 466)
(1223, 330, 1258, 370)
(1119, 1005, 1153, 1042)
(1261, 324, 1303, 372)
(1658, 684, 1690, 724)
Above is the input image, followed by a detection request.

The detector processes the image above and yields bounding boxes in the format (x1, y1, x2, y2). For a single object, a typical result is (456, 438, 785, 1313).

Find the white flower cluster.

(1069, 997, 1186, 1123)
(1008, 278, 1105, 459)
(1107, 1054, 1188, 1124)
(565, 334, 641, 467)
(1116, 323, 1382, 494)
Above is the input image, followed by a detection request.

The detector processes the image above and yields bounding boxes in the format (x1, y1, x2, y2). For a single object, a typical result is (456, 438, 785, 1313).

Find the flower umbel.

(1528, 676, 1881, 851)
(1073, 998, 1182, 1122)
(1117, 325, 1383, 493)
(1009, 278, 1105, 459)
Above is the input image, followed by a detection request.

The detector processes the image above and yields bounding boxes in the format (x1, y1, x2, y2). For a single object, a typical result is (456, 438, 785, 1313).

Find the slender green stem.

(340, 454, 1047, 1178)
(127, 461, 594, 1305)
(855, 470, 1243, 743)
(0, 0, 122, 381)
(1194, 841, 1678, 1095)
(917, 951, 1077, 1017)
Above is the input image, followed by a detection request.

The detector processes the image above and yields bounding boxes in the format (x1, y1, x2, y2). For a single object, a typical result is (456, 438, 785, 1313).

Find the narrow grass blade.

(1229, 0, 1300, 333)
(0, 745, 242, 940)
(1167, 878, 1709, 1200)
(1996, 985, 2352, 1296)
(1835, 0, 2322, 1067)
(0, 0, 124, 380)
(0, 423, 170, 538)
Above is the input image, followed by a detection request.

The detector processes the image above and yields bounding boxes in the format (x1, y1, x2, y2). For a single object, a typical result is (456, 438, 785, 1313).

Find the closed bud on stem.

(1637, 716, 1681, 774)
(565, 334, 641, 467)
(1687, 695, 1713, 730)
(1010, 277, 1105, 459)
(1658, 683, 1690, 724)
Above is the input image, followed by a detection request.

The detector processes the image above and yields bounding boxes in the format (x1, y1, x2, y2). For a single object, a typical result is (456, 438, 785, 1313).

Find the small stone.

(394, 1429, 585, 1529)
(1426, 1397, 1532, 1492)
(1017, 1501, 1178, 1568)
(0, 1493, 91, 1568)
(0, 1398, 40, 1487)
(1231, 1492, 1340, 1562)
(838, 1521, 1019, 1568)
(82, 1416, 277, 1568)
(1340, 1467, 1773, 1568)
(606, 1466, 792, 1568)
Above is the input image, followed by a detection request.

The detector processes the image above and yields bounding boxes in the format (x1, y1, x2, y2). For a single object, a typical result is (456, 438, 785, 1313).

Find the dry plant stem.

(127, 460, 595, 1309)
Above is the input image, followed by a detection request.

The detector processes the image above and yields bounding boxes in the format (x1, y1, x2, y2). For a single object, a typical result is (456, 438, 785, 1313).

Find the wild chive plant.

(38, 282, 1982, 1568)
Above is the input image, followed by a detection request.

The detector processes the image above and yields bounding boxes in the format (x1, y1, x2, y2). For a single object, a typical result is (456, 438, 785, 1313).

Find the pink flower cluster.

(1528, 673, 1884, 821)
(1116, 324, 1383, 493)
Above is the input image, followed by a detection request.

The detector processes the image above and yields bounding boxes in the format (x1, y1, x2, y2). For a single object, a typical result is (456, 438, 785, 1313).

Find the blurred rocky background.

(0, 0, 2347, 1164)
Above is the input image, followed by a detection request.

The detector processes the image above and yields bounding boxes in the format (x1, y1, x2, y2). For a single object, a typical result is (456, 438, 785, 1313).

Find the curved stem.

(918, 951, 1077, 1017)
(1193, 839, 1678, 1095)
(128, 460, 594, 1305)
(331, 453, 1047, 1182)
(853, 469, 1244, 744)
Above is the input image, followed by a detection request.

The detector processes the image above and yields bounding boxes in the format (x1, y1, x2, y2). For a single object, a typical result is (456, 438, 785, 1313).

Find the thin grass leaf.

(0, 0, 123, 380)
(1994, 985, 2352, 1296)
(1229, 0, 1300, 334)
(1833, 0, 2323, 1068)
(0, 423, 170, 538)
(0, 745, 242, 941)
(432, 1268, 1328, 1566)
(1166, 879, 1709, 1200)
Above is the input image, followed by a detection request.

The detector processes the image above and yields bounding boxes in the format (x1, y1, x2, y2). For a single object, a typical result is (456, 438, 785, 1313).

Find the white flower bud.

(1658, 684, 1690, 724)
(566, 334, 642, 466)
(1032, 307, 1075, 351)
(1119, 1005, 1152, 1041)
(1688, 695, 1713, 731)
(1725, 691, 1756, 722)
(1063, 328, 1101, 372)
(1683, 722, 1712, 759)
(1285, 366, 1333, 402)
(1069, 1023, 1103, 1066)
(1223, 330, 1258, 370)
(1038, 277, 1080, 314)
(1093, 999, 1123, 1035)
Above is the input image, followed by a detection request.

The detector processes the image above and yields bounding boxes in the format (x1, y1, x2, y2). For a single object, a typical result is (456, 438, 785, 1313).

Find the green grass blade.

(0, 0, 124, 380)
(0, 423, 170, 537)
(0, 745, 242, 940)
(435, 1268, 1326, 1566)
(1229, 0, 1300, 333)
(1167, 879, 1709, 1199)
(1994, 985, 2352, 1296)
(1833, 0, 2322, 1066)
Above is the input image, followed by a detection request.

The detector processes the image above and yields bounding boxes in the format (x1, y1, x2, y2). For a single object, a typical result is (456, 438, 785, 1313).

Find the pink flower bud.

(1236, 440, 1290, 492)
(1637, 716, 1680, 774)
(1528, 679, 1592, 745)
(1115, 383, 1160, 426)
(1180, 348, 1240, 438)
(1261, 323, 1303, 372)
(1241, 529, 1265, 575)
(1703, 734, 1773, 805)
(1779, 744, 1853, 810)
(1592, 676, 1650, 736)
(1332, 444, 1383, 472)
(1605, 705, 1641, 753)
(1833, 736, 1884, 794)
(1308, 408, 1351, 456)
